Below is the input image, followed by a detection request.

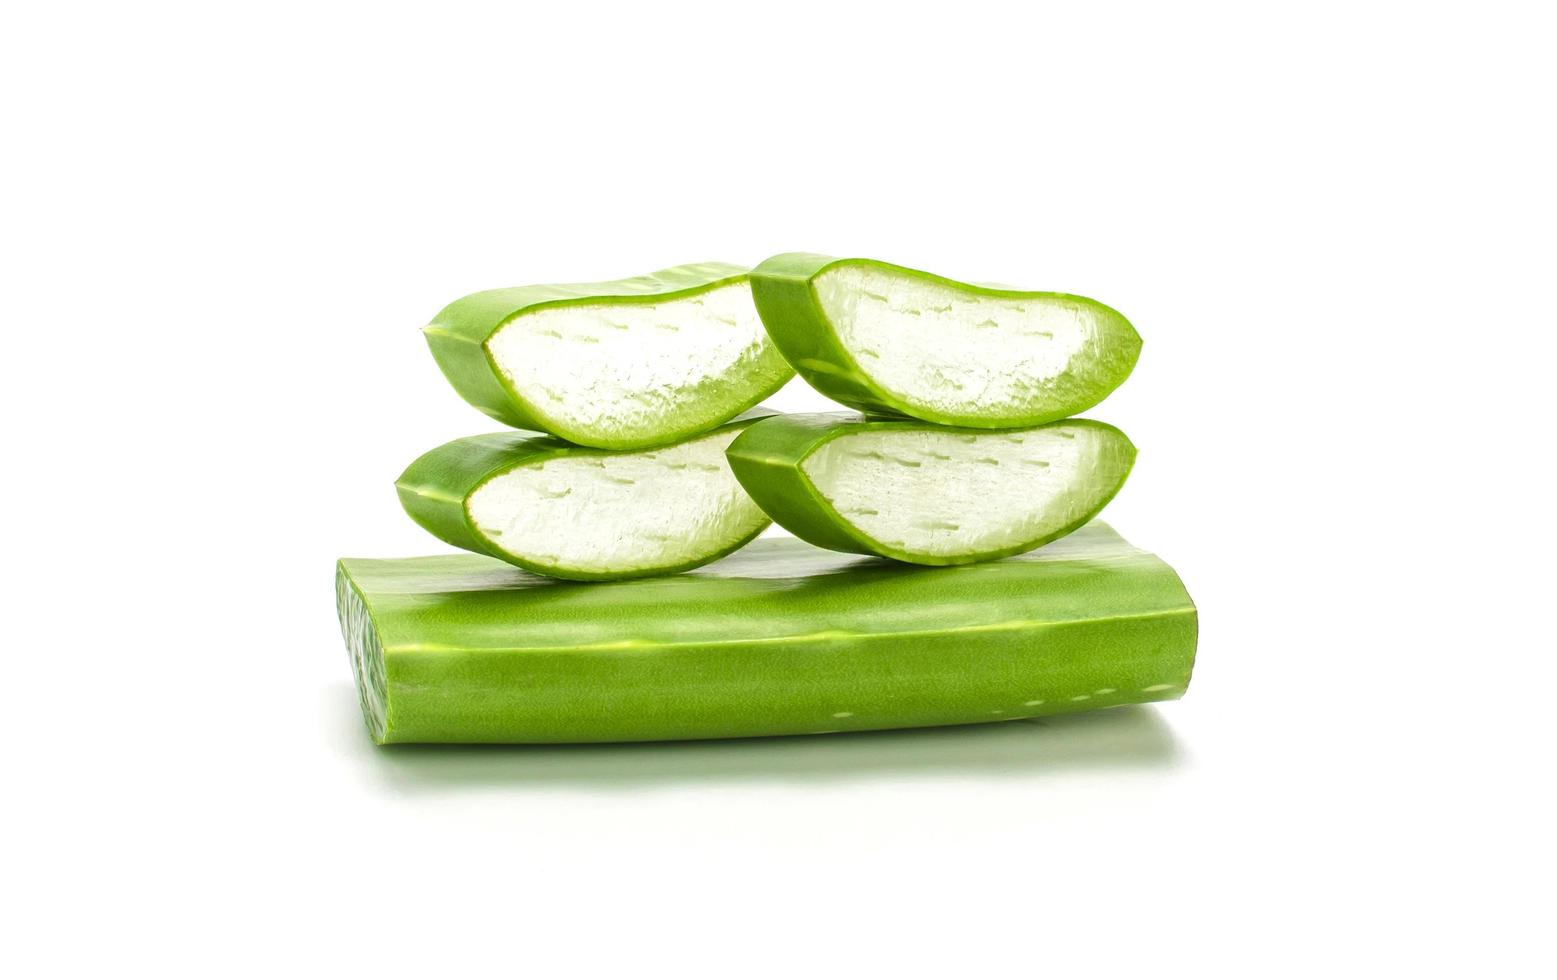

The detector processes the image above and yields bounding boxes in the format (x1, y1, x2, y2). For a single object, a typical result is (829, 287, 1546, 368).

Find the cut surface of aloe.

(424, 262, 795, 450)
(396, 411, 774, 581)
(336, 522, 1196, 744)
(749, 253, 1140, 427)
(727, 413, 1134, 565)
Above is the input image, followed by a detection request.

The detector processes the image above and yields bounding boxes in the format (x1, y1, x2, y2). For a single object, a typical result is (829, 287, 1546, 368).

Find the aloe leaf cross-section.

(335, 522, 1197, 744)
(749, 253, 1141, 427)
(423, 262, 795, 450)
(726, 413, 1135, 565)
(396, 410, 775, 581)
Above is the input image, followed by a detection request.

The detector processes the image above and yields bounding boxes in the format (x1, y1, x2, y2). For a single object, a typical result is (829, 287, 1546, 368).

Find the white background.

(4, 2, 1553, 976)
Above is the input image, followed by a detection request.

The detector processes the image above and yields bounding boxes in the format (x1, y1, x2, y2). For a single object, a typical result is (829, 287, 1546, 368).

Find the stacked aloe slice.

(730, 254, 1141, 566)
(400, 263, 793, 580)
(337, 255, 1195, 744)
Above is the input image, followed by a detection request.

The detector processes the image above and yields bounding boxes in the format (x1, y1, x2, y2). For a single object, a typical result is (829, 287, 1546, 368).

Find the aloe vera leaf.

(336, 521, 1196, 744)
(726, 412, 1135, 565)
(748, 253, 1141, 427)
(395, 410, 776, 581)
(423, 262, 795, 450)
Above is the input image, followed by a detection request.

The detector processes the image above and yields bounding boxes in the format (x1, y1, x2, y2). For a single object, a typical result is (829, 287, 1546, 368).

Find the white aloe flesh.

(486, 282, 775, 443)
(812, 264, 1138, 424)
(469, 427, 766, 577)
(802, 424, 1132, 559)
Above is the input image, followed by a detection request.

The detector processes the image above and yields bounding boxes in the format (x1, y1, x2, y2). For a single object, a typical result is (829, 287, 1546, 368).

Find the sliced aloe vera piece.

(749, 253, 1141, 427)
(727, 413, 1134, 565)
(424, 262, 795, 450)
(336, 521, 1196, 743)
(396, 410, 774, 581)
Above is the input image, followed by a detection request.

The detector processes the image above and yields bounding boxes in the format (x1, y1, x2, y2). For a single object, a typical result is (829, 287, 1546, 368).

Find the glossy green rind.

(423, 262, 795, 450)
(748, 253, 1140, 427)
(396, 409, 776, 582)
(726, 413, 1135, 565)
(335, 522, 1197, 744)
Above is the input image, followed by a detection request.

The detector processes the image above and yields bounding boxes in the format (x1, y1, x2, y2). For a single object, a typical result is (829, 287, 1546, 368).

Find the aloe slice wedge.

(749, 254, 1141, 427)
(396, 410, 775, 581)
(423, 262, 795, 450)
(726, 413, 1134, 565)
(336, 521, 1196, 744)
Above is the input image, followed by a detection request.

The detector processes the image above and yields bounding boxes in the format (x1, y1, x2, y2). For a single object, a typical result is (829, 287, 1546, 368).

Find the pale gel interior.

(487, 281, 779, 439)
(336, 573, 387, 743)
(467, 428, 766, 574)
(813, 265, 1121, 418)
(801, 424, 1127, 557)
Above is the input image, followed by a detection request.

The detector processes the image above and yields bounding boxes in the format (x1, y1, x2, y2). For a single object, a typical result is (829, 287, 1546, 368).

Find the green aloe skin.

(396, 410, 776, 582)
(336, 522, 1196, 744)
(749, 253, 1141, 427)
(424, 262, 795, 450)
(726, 413, 1135, 566)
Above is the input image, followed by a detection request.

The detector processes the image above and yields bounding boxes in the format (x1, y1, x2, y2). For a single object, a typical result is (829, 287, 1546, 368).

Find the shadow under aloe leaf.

(333, 687, 1185, 792)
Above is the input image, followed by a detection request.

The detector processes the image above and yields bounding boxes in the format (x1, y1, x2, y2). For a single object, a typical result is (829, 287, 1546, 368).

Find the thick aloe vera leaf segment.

(423, 262, 795, 450)
(727, 413, 1134, 565)
(749, 254, 1141, 427)
(336, 522, 1196, 744)
(396, 410, 775, 581)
